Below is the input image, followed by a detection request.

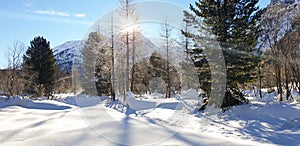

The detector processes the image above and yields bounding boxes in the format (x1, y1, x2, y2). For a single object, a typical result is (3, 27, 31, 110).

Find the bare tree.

(279, 14, 300, 99)
(289, 10, 300, 95)
(119, 0, 135, 92)
(131, 28, 136, 92)
(118, 0, 142, 94)
(261, 3, 287, 101)
(160, 19, 174, 98)
(110, 11, 116, 100)
(4, 41, 25, 96)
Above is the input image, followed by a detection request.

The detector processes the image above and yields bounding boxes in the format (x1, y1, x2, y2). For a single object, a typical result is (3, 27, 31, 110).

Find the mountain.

(271, 0, 300, 4)
(52, 36, 186, 75)
(256, 1, 300, 52)
(53, 40, 85, 75)
(52, 36, 160, 75)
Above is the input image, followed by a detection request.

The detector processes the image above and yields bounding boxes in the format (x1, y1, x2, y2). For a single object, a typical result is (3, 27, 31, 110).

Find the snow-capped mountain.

(52, 37, 160, 75)
(271, 0, 300, 5)
(256, 2, 300, 52)
(53, 35, 186, 75)
(53, 40, 85, 75)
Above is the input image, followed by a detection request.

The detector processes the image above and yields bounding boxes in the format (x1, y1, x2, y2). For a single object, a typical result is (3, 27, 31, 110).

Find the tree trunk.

(275, 62, 283, 101)
(258, 66, 263, 98)
(284, 59, 290, 100)
(131, 29, 136, 92)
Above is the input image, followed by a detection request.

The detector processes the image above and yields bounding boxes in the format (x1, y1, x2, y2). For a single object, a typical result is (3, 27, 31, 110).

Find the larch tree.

(109, 11, 116, 100)
(119, 0, 135, 92)
(118, 0, 142, 94)
(160, 19, 174, 98)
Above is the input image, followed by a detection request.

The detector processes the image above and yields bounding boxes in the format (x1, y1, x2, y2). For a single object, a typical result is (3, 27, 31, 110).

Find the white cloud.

(26, 9, 70, 17)
(23, 2, 33, 8)
(74, 13, 86, 18)
(26, 9, 87, 18)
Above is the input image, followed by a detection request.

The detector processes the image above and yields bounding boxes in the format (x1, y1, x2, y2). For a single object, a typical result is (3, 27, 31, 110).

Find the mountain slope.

(53, 40, 85, 75)
(257, 2, 300, 52)
(52, 36, 186, 75)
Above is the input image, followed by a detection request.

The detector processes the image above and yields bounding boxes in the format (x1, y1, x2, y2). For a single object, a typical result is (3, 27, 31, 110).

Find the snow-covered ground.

(1, 90, 300, 145)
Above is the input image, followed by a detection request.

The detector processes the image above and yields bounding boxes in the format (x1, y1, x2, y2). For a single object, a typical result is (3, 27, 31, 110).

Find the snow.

(1, 90, 300, 145)
(257, 3, 300, 52)
(53, 40, 85, 56)
(126, 92, 158, 111)
(53, 40, 85, 74)
(181, 88, 199, 99)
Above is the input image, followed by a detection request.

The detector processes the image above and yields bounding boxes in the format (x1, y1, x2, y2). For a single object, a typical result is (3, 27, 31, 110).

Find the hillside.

(257, 1, 300, 52)
(53, 40, 85, 75)
(52, 35, 186, 75)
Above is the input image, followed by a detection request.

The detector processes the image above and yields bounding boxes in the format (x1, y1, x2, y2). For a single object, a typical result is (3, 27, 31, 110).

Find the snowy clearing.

(1, 91, 300, 145)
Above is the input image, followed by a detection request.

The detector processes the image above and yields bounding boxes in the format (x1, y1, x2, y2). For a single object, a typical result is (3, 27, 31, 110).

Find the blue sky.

(0, 0, 270, 68)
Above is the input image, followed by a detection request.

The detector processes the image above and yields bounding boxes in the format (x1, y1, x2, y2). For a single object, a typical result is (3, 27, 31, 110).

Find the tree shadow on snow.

(156, 102, 183, 110)
(214, 102, 300, 145)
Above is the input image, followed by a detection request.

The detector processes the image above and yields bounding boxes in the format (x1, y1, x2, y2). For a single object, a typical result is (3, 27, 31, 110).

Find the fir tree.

(184, 0, 263, 109)
(23, 36, 57, 98)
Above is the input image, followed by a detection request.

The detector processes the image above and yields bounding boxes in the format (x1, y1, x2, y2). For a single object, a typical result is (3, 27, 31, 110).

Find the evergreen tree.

(23, 36, 57, 98)
(130, 52, 181, 95)
(81, 32, 111, 96)
(95, 37, 112, 96)
(179, 61, 200, 91)
(72, 62, 81, 94)
(184, 0, 263, 109)
(131, 58, 152, 94)
(81, 32, 98, 95)
(150, 51, 181, 96)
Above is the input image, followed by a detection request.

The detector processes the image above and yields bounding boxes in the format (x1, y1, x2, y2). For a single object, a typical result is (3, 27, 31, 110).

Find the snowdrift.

(0, 96, 71, 110)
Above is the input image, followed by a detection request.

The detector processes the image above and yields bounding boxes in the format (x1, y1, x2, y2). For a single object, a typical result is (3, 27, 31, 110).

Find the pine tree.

(184, 0, 263, 109)
(23, 36, 57, 98)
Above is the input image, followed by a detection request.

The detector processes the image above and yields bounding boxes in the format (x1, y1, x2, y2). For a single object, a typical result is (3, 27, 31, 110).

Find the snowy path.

(1, 95, 299, 145)
(0, 102, 235, 146)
